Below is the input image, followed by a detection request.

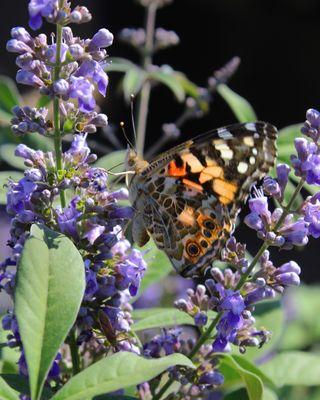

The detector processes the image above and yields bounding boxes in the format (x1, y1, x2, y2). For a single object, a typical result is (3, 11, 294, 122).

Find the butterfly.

(125, 122, 277, 278)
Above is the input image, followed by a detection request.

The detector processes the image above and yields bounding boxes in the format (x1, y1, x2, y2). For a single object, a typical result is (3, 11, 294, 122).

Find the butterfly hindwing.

(129, 122, 277, 277)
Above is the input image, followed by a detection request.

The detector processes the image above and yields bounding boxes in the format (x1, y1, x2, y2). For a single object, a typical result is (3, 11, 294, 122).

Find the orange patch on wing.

(182, 178, 203, 192)
(181, 153, 204, 173)
(168, 160, 187, 177)
(213, 179, 238, 201)
(178, 205, 196, 226)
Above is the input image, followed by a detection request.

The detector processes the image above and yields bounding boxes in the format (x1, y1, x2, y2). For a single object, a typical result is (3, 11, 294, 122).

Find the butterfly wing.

(130, 122, 277, 277)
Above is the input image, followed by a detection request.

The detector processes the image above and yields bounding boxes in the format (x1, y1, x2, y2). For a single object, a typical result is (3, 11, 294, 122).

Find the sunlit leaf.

(219, 353, 264, 400)
(52, 352, 194, 400)
(0, 171, 24, 205)
(0, 144, 25, 170)
(123, 68, 147, 102)
(260, 351, 320, 387)
(15, 224, 85, 400)
(217, 84, 257, 123)
(148, 68, 185, 102)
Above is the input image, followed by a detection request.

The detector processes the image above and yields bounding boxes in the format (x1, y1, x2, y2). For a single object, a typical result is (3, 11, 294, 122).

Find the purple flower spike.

(69, 76, 96, 112)
(89, 28, 114, 51)
(16, 70, 43, 87)
(75, 60, 109, 96)
(304, 201, 320, 238)
(28, 0, 58, 30)
(277, 163, 290, 193)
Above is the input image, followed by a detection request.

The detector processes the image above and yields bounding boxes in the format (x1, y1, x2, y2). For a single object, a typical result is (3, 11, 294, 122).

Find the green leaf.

(0, 171, 24, 205)
(219, 354, 264, 400)
(260, 351, 320, 387)
(135, 239, 172, 297)
(263, 388, 279, 400)
(0, 374, 52, 400)
(15, 224, 85, 400)
(132, 308, 194, 331)
(277, 124, 302, 165)
(131, 308, 217, 332)
(122, 68, 146, 102)
(0, 144, 25, 170)
(217, 84, 257, 123)
(148, 68, 185, 102)
(105, 58, 139, 73)
(0, 76, 21, 114)
(52, 352, 194, 400)
(0, 376, 20, 400)
(231, 356, 275, 388)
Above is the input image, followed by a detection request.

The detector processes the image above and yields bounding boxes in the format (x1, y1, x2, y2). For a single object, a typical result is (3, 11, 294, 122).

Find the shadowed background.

(1, 0, 320, 283)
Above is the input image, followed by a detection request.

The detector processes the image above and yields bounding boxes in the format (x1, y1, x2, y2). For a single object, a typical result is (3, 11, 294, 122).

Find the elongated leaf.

(277, 124, 302, 165)
(0, 76, 21, 114)
(260, 351, 320, 387)
(263, 388, 279, 400)
(135, 239, 172, 297)
(15, 224, 85, 400)
(105, 58, 139, 73)
(52, 352, 194, 400)
(0, 171, 24, 205)
(217, 84, 257, 123)
(232, 356, 275, 388)
(132, 308, 194, 331)
(132, 308, 216, 331)
(0, 374, 52, 400)
(219, 354, 264, 400)
(37, 95, 51, 108)
(148, 70, 185, 102)
(95, 150, 126, 172)
(122, 68, 146, 101)
(0, 144, 25, 170)
(0, 376, 19, 400)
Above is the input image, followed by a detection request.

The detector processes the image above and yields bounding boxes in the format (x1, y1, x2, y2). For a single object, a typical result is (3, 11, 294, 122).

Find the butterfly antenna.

(120, 121, 135, 149)
(130, 94, 138, 147)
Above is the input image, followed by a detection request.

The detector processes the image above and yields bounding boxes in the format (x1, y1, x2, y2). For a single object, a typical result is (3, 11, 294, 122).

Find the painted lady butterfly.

(126, 122, 277, 278)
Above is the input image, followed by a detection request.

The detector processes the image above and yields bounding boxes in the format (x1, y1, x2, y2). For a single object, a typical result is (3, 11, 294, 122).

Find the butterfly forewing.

(129, 122, 277, 278)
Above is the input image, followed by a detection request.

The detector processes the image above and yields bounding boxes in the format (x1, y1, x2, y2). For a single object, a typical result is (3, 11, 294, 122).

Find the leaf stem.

(53, 22, 66, 208)
(155, 177, 306, 399)
(69, 327, 81, 375)
(136, 3, 157, 157)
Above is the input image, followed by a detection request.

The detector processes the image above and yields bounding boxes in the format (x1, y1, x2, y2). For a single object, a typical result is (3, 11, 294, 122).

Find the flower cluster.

(1, 0, 147, 380)
(142, 329, 224, 399)
(7, 22, 112, 125)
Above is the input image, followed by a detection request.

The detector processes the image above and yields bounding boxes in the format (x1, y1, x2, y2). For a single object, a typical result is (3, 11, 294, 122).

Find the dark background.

(1, 0, 320, 282)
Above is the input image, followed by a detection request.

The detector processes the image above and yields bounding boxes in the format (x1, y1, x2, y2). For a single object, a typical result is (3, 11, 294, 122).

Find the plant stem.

(53, 22, 66, 208)
(153, 313, 223, 400)
(136, 3, 157, 157)
(69, 328, 81, 375)
(155, 178, 306, 400)
(236, 178, 305, 290)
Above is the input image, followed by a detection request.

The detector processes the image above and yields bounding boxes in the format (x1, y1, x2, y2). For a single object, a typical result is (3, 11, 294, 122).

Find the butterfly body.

(126, 122, 277, 278)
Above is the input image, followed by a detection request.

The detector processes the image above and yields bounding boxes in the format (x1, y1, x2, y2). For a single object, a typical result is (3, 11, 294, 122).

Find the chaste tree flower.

(1, 0, 146, 380)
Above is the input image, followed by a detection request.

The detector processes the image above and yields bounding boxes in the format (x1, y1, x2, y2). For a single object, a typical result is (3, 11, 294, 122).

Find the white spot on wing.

(217, 128, 233, 139)
(243, 136, 254, 147)
(249, 156, 256, 165)
(245, 123, 257, 132)
(252, 148, 258, 156)
(237, 162, 248, 173)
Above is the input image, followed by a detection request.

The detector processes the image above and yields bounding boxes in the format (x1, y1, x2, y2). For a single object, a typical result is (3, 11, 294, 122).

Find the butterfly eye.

(186, 242, 201, 257)
(203, 219, 216, 230)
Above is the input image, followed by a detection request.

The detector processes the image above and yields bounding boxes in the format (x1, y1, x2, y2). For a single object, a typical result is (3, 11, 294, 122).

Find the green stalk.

(136, 2, 157, 157)
(53, 22, 66, 208)
(154, 177, 306, 400)
(69, 328, 81, 375)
